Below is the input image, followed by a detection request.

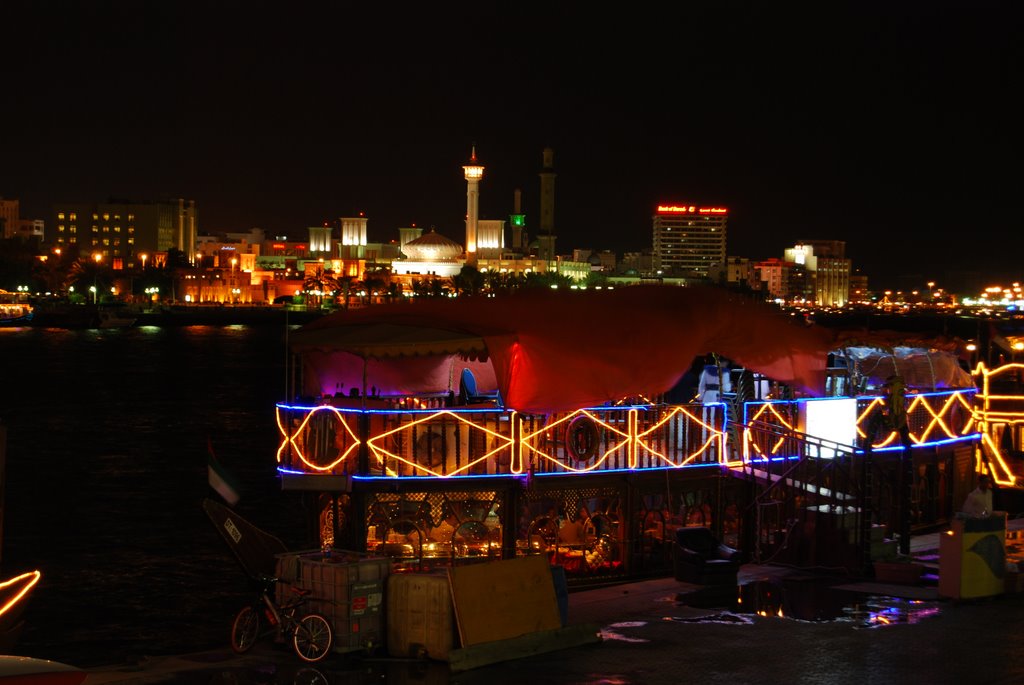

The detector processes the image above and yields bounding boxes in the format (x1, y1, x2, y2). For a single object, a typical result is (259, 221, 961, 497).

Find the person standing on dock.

(962, 474, 994, 517)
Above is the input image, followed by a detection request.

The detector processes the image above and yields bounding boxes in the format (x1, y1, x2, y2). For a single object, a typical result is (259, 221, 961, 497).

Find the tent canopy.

(290, 322, 488, 360)
(294, 285, 834, 413)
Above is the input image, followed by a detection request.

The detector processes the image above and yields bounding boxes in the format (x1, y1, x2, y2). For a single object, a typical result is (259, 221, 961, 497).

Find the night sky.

(4, 2, 1021, 290)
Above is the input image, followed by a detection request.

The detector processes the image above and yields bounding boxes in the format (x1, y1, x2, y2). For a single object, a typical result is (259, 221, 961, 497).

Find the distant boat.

(97, 305, 138, 328)
(0, 656, 85, 685)
(0, 570, 41, 654)
(0, 290, 33, 326)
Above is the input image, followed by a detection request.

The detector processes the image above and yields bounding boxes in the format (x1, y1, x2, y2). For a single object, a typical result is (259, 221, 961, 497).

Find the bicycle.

(230, 574, 334, 663)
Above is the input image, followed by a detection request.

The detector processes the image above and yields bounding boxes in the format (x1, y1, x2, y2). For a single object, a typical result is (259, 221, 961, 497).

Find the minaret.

(509, 188, 526, 252)
(538, 147, 557, 262)
(462, 145, 484, 262)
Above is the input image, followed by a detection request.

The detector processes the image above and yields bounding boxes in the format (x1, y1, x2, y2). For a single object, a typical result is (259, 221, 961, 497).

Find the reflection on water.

(674, 577, 942, 628)
(0, 325, 306, 667)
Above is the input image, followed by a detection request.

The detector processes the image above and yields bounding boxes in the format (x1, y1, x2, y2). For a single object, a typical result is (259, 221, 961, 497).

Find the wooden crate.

(387, 572, 457, 660)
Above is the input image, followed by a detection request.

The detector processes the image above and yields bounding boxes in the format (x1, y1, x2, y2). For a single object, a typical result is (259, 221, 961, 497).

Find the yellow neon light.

(275, 405, 361, 472)
(904, 391, 974, 444)
(634, 406, 724, 468)
(521, 409, 630, 473)
(745, 403, 795, 457)
(366, 410, 514, 478)
(971, 362, 1024, 487)
(0, 570, 41, 618)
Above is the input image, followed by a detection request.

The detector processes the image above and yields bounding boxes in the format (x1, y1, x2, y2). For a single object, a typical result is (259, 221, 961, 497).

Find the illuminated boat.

(0, 570, 42, 653)
(0, 290, 33, 326)
(272, 285, 984, 581)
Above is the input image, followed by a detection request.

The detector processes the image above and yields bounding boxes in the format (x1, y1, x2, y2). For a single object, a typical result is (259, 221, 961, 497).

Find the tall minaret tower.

(462, 146, 485, 262)
(537, 147, 557, 262)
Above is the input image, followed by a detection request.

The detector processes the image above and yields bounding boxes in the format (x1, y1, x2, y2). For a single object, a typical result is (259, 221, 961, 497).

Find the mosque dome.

(401, 229, 463, 261)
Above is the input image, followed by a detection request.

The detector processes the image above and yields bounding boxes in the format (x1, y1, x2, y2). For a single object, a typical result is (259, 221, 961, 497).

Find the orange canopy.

(294, 285, 833, 413)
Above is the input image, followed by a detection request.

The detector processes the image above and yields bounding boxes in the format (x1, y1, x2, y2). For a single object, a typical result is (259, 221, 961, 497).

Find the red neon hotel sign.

(657, 205, 728, 214)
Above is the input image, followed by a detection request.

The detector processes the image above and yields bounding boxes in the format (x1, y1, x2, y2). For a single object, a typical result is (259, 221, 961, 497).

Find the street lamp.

(140, 253, 148, 270)
(92, 253, 102, 303)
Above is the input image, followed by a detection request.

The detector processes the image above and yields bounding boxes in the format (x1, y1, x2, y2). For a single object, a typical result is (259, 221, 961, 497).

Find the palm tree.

(453, 264, 484, 296)
(303, 267, 341, 308)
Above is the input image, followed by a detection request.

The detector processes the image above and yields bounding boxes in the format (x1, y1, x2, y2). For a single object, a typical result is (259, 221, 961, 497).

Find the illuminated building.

(785, 240, 851, 306)
(52, 198, 197, 265)
(652, 204, 727, 279)
(339, 215, 368, 258)
(754, 257, 808, 301)
(391, 229, 465, 278)
(0, 198, 17, 238)
(308, 223, 333, 254)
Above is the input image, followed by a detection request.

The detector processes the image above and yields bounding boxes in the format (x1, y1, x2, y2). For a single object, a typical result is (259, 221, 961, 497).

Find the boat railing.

(275, 400, 727, 479)
(274, 389, 978, 481)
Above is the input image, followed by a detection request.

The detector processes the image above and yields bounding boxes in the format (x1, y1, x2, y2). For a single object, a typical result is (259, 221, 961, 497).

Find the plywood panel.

(448, 555, 561, 647)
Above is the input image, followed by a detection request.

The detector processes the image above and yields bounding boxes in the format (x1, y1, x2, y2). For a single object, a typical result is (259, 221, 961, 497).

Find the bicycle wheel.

(292, 613, 333, 662)
(230, 605, 262, 653)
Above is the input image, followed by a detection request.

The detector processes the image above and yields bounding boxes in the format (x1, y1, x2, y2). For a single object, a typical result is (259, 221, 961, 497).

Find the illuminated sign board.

(656, 205, 728, 215)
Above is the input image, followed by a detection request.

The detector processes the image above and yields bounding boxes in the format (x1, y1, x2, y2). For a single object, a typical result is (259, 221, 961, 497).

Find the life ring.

(565, 415, 600, 463)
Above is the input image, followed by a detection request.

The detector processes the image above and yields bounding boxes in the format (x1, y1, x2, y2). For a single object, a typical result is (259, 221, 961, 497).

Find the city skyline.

(4, 3, 1021, 290)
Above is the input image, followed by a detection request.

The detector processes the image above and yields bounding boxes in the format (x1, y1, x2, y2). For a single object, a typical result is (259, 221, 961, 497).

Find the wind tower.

(537, 147, 557, 262)
(463, 145, 485, 263)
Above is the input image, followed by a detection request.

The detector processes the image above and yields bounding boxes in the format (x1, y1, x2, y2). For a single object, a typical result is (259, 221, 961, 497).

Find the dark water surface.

(0, 324, 310, 667)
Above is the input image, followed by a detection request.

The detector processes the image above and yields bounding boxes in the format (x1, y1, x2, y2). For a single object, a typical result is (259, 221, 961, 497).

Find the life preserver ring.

(565, 415, 599, 462)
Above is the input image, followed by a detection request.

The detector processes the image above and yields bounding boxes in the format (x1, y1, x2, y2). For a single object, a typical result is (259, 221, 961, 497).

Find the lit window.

(58, 225, 65, 232)
(127, 237, 134, 244)
(70, 213, 77, 220)
(70, 226, 76, 234)
(103, 213, 109, 220)
(103, 239, 110, 246)
(114, 226, 120, 233)
(58, 213, 65, 220)
(92, 214, 98, 220)
(103, 226, 109, 233)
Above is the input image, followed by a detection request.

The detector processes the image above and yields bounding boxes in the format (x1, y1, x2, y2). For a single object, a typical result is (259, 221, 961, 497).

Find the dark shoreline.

(27, 303, 329, 328)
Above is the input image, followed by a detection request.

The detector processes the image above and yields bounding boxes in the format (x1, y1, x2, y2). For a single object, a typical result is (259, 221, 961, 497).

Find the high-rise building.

(785, 241, 851, 306)
(652, 204, 728, 278)
(52, 198, 197, 265)
(0, 198, 19, 238)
